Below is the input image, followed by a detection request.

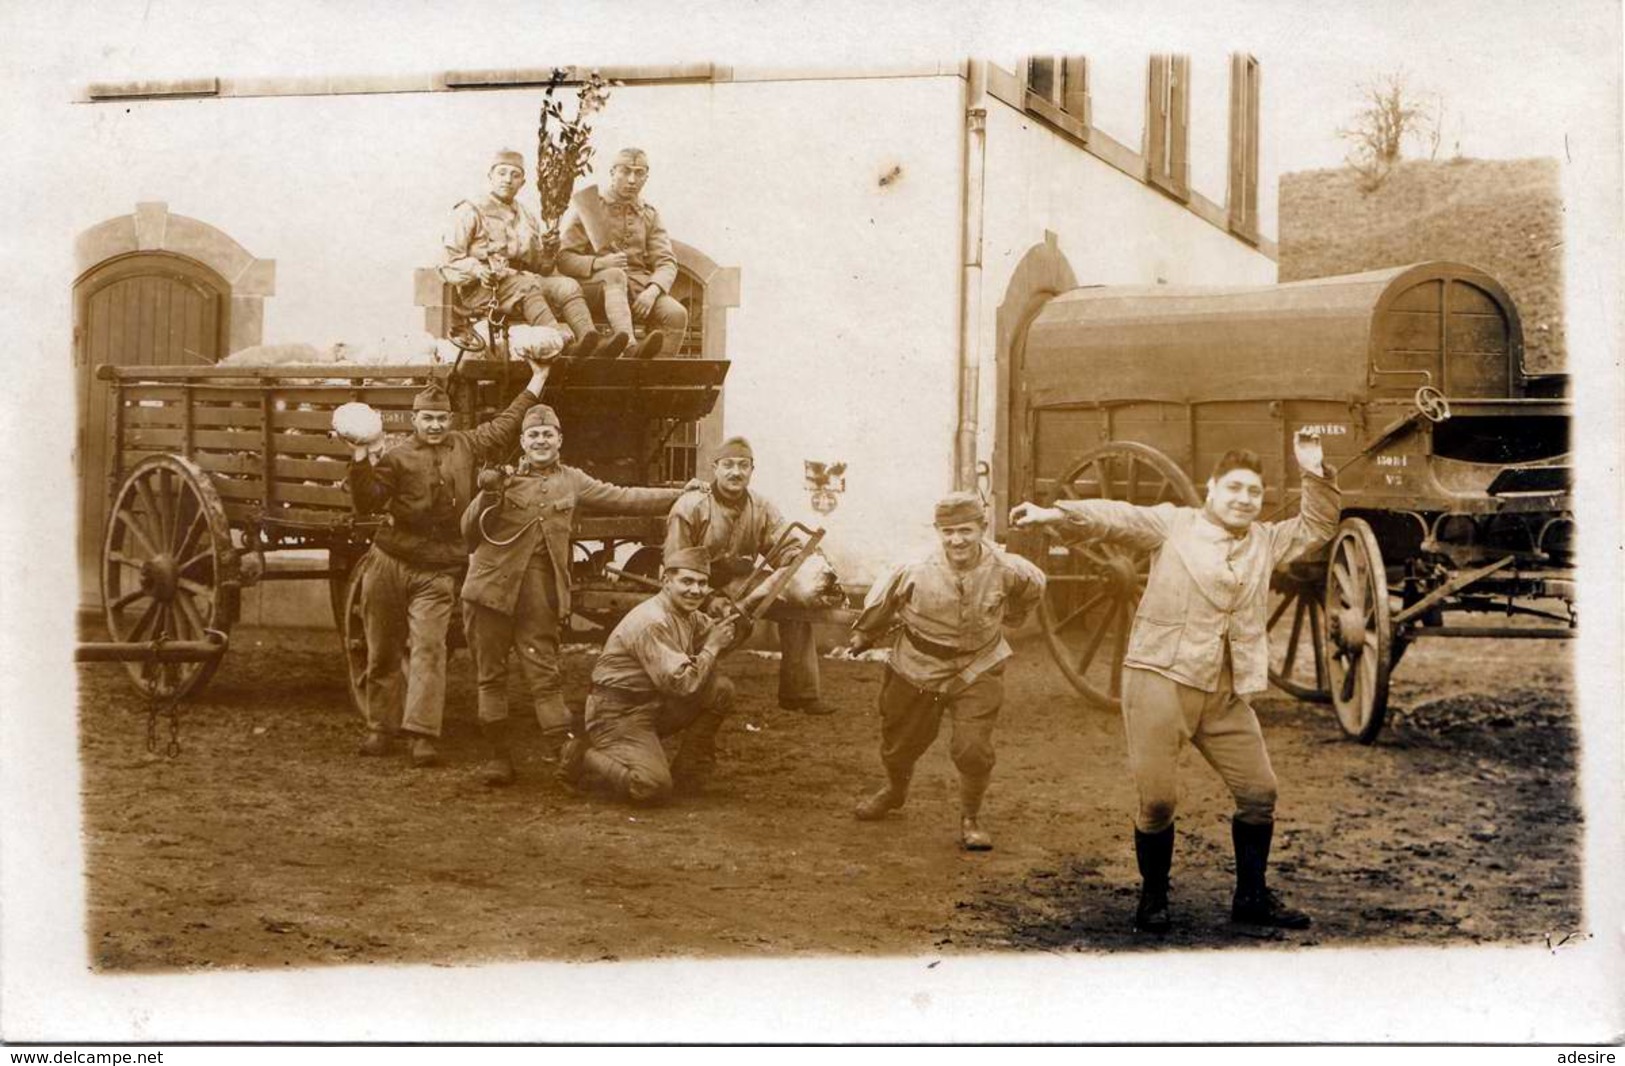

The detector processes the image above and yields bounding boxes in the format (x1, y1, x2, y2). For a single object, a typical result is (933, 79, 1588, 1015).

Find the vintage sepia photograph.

(1, 0, 1621, 1047)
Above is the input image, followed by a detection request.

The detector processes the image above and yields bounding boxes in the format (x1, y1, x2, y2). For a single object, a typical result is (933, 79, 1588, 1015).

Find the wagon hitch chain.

(142, 636, 185, 759)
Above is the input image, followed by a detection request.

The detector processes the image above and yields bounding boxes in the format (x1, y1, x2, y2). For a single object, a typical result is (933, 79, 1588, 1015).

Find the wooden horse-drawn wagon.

(1003, 261, 1573, 742)
(95, 353, 729, 708)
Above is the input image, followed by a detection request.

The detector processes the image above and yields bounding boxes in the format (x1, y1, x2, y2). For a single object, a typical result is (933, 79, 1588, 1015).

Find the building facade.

(71, 57, 1276, 617)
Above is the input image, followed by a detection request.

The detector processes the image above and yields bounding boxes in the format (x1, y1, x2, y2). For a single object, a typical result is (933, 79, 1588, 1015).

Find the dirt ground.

(77, 619, 1582, 970)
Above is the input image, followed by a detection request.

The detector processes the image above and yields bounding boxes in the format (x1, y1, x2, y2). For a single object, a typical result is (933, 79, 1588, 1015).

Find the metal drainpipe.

(955, 101, 989, 493)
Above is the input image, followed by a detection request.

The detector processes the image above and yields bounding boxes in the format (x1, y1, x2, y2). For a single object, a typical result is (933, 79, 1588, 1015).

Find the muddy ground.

(77, 620, 1582, 969)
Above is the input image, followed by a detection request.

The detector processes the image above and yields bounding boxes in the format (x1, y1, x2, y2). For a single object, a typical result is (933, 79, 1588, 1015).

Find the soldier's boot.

(627, 332, 665, 360)
(1230, 817, 1312, 930)
(357, 729, 394, 757)
(554, 732, 589, 791)
(478, 719, 516, 788)
(536, 726, 572, 763)
(959, 773, 993, 851)
(669, 711, 725, 791)
(578, 749, 668, 804)
(561, 330, 601, 361)
(596, 332, 631, 360)
(534, 692, 574, 762)
(407, 732, 439, 769)
(853, 769, 912, 821)
(1133, 824, 1176, 934)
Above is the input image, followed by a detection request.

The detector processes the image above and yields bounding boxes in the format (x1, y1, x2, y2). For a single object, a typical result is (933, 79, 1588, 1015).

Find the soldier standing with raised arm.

(1010, 430, 1338, 934)
(345, 358, 548, 767)
(458, 404, 688, 785)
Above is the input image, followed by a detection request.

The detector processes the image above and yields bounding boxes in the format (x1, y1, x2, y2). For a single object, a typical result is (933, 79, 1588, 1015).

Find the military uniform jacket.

(558, 187, 678, 293)
(348, 390, 537, 572)
(591, 591, 720, 702)
(664, 486, 797, 593)
(460, 464, 681, 619)
(440, 194, 556, 290)
(1055, 471, 1340, 695)
(854, 544, 1046, 692)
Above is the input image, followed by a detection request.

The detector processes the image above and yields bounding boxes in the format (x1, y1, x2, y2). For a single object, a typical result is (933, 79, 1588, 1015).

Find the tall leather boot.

(853, 767, 912, 821)
(670, 711, 725, 790)
(959, 773, 993, 851)
(1231, 817, 1312, 929)
(478, 719, 515, 787)
(1133, 824, 1175, 933)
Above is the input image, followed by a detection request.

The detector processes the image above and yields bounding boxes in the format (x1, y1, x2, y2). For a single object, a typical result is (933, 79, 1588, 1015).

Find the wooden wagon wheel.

(1324, 517, 1393, 743)
(101, 455, 237, 699)
(340, 552, 397, 720)
(1037, 441, 1200, 709)
(1266, 572, 1332, 704)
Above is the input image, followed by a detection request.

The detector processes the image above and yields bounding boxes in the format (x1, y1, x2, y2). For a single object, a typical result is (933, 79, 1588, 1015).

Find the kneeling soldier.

(557, 547, 738, 804)
(848, 492, 1046, 851)
(460, 404, 685, 785)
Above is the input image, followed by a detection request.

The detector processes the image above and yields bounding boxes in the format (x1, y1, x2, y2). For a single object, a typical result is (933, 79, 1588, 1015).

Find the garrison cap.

(933, 491, 985, 528)
(412, 383, 452, 412)
(490, 149, 526, 174)
(715, 437, 754, 462)
(663, 546, 711, 577)
(522, 404, 561, 432)
(612, 147, 649, 169)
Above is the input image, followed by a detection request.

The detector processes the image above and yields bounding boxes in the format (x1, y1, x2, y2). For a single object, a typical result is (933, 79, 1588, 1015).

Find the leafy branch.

(536, 68, 613, 232)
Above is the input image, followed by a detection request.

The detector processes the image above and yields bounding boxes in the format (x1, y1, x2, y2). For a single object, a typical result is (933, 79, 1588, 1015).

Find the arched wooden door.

(1372, 276, 1518, 400)
(75, 252, 229, 608)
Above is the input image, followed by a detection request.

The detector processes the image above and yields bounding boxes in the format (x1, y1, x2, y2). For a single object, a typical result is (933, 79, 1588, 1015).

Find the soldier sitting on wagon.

(344, 358, 550, 767)
(558, 147, 687, 360)
(458, 405, 693, 786)
(442, 149, 616, 360)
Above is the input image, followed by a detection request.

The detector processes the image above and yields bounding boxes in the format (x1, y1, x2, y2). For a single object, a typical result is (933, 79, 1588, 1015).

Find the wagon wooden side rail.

(95, 356, 729, 702)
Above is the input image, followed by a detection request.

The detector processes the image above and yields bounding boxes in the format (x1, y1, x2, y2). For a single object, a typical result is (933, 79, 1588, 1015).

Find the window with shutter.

(1147, 54, 1191, 201)
(1021, 55, 1090, 143)
(1228, 53, 1262, 243)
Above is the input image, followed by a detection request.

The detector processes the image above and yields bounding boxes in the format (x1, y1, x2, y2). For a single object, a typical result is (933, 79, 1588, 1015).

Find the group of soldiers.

(441, 146, 688, 362)
(340, 145, 1341, 935)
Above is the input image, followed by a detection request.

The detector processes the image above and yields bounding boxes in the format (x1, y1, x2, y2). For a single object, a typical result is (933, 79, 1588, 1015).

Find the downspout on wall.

(954, 66, 989, 493)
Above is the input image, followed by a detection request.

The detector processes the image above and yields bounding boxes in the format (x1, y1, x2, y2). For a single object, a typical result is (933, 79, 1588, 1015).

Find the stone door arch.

(73, 203, 275, 607)
(992, 233, 1077, 530)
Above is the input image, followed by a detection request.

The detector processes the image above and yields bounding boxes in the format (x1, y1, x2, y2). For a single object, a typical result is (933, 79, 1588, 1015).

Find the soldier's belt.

(590, 683, 659, 703)
(904, 628, 983, 660)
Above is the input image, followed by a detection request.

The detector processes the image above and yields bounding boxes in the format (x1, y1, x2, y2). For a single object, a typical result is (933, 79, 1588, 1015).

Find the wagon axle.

(1329, 606, 1367, 656)
(137, 555, 180, 603)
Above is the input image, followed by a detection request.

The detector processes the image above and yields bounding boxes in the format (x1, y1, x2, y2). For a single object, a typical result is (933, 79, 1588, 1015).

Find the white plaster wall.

(972, 97, 1278, 482)
(66, 75, 967, 586)
(1187, 50, 1233, 209)
(1088, 54, 1146, 151)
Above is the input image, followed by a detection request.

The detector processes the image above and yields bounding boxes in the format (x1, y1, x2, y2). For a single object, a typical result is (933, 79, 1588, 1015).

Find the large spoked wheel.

(1324, 517, 1393, 743)
(1267, 571, 1332, 704)
(101, 455, 238, 699)
(340, 552, 393, 720)
(1038, 442, 1200, 709)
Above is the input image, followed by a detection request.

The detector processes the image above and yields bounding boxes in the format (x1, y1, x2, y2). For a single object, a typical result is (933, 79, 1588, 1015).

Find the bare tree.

(1337, 71, 1445, 190)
